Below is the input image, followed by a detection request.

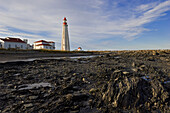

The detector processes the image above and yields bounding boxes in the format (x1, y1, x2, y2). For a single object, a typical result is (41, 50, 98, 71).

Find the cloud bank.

(0, 0, 170, 50)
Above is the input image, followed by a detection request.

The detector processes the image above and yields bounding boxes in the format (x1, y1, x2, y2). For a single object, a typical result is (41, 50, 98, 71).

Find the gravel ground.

(0, 50, 169, 113)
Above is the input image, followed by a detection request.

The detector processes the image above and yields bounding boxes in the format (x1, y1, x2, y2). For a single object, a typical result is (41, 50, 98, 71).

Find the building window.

(9, 44, 11, 48)
(21, 45, 23, 48)
(15, 45, 17, 48)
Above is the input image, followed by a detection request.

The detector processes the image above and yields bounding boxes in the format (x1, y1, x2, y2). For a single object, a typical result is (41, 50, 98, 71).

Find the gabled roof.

(34, 40, 55, 43)
(48, 41, 55, 43)
(34, 40, 48, 43)
(0, 37, 26, 43)
(35, 44, 52, 46)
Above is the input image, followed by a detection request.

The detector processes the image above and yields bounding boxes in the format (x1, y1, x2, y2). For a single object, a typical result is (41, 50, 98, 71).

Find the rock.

(153, 51, 159, 55)
(82, 78, 90, 83)
(89, 88, 98, 95)
(112, 101, 118, 107)
(139, 65, 146, 71)
(73, 73, 77, 76)
(131, 68, 138, 72)
(72, 92, 88, 101)
(132, 62, 136, 67)
(14, 85, 17, 89)
(89, 88, 97, 93)
(113, 69, 122, 73)
(7, 84, 13, 88)
(98, 55, 103, 58)
(88, 99, 93, 105)
(123, 71, 130, 75)
(82, 78, 86, 82)
(2, 107, 11, 113)
(66, 94, 73, 101)
(24, 103, 33, 108)
(104, 54, 110, 58)
(29, 96, 38, 100)
(140, 65, 146, 68)
(105, 75, 168, 111)
(148, 57, 155, 61)
(20, 95, 26, 98)
(70, 110, 79, 113)
(164, 81, 170, 89)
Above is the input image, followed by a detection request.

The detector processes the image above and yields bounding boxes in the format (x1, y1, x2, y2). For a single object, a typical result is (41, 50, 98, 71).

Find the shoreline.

(0, 51, 102, 62)
(0, 49, 169, 62)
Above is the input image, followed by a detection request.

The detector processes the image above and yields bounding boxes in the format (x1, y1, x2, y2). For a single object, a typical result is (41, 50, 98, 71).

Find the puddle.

(80, 61, 89, 63)
(0, 58, 41, 63)
(114, 56, 121, 59)
(13, 73, 21, 76)
(164, 81, 170, 84)
(141, 75, 151, 81)
(18, 83, 52, 90)
(70, 55, 99, 59)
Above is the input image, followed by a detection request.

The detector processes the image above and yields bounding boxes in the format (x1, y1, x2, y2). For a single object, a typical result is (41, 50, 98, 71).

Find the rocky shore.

(0, 50, 169, 113)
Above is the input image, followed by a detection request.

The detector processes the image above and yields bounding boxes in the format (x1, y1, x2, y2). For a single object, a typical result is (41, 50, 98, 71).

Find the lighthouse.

(61, 17, 70, 51)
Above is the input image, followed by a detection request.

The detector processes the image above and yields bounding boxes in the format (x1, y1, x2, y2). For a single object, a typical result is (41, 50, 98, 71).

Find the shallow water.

(164, 80, 170, 84)
(141, 75, 151, 81)
(0, 55, 100, 63)
(18, 83, 52, 90)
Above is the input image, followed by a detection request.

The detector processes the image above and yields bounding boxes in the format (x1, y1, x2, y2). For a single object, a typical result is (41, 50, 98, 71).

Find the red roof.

(34, 40, 55, 43)
(0, 37, 26, 43)
(35, 44, 52, 46)
(48, 41, 54, 43)
(34, 40, 48, 43)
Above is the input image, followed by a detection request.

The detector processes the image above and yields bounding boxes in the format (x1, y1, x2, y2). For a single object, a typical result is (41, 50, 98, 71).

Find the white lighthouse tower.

(61, 17, 70, 51)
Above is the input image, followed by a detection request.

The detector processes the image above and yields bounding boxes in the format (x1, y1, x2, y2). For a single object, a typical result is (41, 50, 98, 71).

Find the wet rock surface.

(0, 50, 169, 113)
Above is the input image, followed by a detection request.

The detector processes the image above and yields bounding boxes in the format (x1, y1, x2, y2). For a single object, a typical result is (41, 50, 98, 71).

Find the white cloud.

(0, 0, 170, 50)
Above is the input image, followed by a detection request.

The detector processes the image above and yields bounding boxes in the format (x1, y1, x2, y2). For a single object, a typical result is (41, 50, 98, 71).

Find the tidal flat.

(0, 50, 169, 113)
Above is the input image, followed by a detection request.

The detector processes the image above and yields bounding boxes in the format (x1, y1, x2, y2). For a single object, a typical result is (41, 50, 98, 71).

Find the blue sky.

(0, 0, 170, 50)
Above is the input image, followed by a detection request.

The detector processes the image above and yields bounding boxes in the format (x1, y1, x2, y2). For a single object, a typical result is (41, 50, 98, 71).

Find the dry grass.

(0, 48, 169, 54)
(0, 48, 93, 54)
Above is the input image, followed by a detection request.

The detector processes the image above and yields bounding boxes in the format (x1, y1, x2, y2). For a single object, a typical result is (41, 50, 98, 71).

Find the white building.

(34, 40, 55, 50)
(0, 37, 29, 49)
